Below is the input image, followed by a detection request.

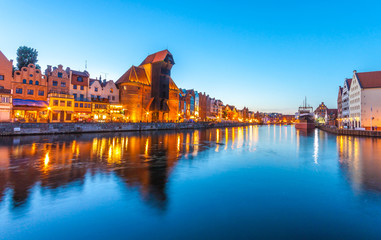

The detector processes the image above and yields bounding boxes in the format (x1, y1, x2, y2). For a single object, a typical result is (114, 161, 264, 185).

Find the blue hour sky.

(1, 0, 381, 114)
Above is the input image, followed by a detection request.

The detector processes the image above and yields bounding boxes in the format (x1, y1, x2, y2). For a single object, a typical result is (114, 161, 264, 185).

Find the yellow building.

(47, 93, 74, 122)
(91, 100, 110, 122)
(74, 100, 92, 122)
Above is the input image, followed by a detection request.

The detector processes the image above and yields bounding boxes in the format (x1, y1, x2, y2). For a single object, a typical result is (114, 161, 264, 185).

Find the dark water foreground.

(1, 126, 381, 239)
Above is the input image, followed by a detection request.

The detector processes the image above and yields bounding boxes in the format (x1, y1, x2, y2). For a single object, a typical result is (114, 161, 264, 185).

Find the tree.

(16, 46, 39, 70)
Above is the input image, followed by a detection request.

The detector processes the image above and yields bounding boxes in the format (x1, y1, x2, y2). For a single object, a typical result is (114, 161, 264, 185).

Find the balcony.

(48, 92, 74, 99)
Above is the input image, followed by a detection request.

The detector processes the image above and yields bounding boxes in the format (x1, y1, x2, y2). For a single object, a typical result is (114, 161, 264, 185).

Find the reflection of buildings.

(0, 127, 251, 211)
(337, 135, 381, 193)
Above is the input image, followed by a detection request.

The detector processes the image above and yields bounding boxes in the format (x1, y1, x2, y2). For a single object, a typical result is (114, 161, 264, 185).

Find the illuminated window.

(53, 100, 59, 106)
(67, 101, 72, 107)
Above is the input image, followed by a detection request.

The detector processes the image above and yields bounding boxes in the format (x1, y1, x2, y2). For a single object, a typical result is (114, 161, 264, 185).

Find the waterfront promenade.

(319, 125, 381, 138)
(0, 122, 253, 136)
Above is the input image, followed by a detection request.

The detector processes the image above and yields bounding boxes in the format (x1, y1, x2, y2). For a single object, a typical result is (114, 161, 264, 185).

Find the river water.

(1, 125, 381, 239)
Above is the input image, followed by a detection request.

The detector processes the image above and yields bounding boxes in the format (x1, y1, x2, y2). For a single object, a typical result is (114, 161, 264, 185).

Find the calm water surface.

(1, 125, 381, 239)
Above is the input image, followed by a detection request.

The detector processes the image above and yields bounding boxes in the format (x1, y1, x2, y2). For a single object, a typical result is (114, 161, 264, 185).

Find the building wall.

(360, 88, 381, 128)
(12, 64, 47, 101)
(119, 82, 151, 122)
(47, 94, 74, 122)
(0, 51, 13, 90)
(168, 89, 179, 121)
(46, 65, 70, 94)
(89, 80, 102, 100)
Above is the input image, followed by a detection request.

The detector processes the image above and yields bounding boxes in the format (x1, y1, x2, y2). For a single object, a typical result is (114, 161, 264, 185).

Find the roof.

(116, 66, 150, 86)
(355, 71, 381, 88)
(345, 78, 352, 90)
(71, 70, 89, 77)
(89, 78, 102, 87)
(140, 50, 174, 66)
(0, 50, 12, 68)
(169, 77, 179, 91)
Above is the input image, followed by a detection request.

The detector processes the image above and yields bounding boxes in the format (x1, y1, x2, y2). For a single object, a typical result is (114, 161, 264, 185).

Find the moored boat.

(295, 97, 315, 130)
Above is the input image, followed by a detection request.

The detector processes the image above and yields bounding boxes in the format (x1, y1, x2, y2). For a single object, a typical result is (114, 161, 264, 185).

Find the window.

(30, 74, 33, 77)
(108, 96, 110, 100)
(35, 81, 39, 85)
(67, 101, 72, 107)
(60, 101, 65, 106)
(73, 85, 77, 89)
(95, 87, 98, 92)
(80, 86, 84, 90)
(29, 80, 33, 85)
(80, 103, 83, 108)
(112, 96, 115, 101)
(52, 113, 58, 121)
(91, 95, 94, 99)
(58, 72, 63, 78)
(53, 81, 58, 86)
(16, 88, 22, 94)
(80, 94, 84, 101)
(61, 82, 66, 87)
(77, 77, 83, 82)
(66, 113, 71, 121)
(27, 89, 34, 95)
(73, 94, 77, 99)
(110, 88, 113, 93)
(75, 103, 78, 107)
(53, 100, 59, 106)
(38, 90, 44, 96)
(1, 97, 10, 103)
(23, 79, 27, 84)
(0, 75, 4, 80)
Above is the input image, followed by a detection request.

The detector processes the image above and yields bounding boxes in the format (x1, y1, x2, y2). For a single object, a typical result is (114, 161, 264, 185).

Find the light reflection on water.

(1, 125, 381, 239)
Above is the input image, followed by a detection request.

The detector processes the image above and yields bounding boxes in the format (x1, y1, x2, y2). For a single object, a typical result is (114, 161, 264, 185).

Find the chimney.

(353, 70, 357, 73)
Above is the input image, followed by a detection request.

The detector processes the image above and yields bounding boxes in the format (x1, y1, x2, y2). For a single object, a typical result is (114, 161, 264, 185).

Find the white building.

(102, 80, 119, 104)
(349, 70, 381, 129)
(89, 79, 103, 101)
(341, 78, 352, 127)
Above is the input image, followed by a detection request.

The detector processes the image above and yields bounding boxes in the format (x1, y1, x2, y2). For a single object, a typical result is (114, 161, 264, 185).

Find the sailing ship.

(295, 97, 315, 130)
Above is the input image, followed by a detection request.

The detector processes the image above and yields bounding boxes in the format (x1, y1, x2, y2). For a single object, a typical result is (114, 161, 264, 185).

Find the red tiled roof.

(140, 50, 173, 65)
(116, 66, 150, 86)
(355, 71, 381, 88)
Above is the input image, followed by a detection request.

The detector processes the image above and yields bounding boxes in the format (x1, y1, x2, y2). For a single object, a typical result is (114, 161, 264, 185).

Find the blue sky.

(1, 0, 381, 114)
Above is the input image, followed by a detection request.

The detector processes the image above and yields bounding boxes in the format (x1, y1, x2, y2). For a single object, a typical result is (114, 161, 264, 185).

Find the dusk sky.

(1, 0, 381, 114)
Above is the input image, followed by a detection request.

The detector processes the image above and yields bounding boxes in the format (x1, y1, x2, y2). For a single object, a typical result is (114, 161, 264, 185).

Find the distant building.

(116, 50, 179, 122)
(337, 86, 343, 127)
(70, 69, 90, 102)
(349, 70, 381, 129)
(102, 80, 119, 104)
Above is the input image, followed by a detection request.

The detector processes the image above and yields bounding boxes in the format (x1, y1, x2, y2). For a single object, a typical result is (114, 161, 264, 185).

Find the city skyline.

(2, 0, 381, 113)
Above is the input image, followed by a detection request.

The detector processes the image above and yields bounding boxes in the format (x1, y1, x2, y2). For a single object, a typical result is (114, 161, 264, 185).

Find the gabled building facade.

(342, 78, 352, 127)
(116, 50, 179, 122)
(337, 86, 343, 127)
(12, 64, 48, 122)
(349, 70, 381, 129)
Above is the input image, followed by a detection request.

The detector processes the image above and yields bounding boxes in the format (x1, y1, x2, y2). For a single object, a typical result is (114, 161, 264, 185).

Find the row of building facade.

(0, 49, 255, 123)
(337, 70, 381, 130)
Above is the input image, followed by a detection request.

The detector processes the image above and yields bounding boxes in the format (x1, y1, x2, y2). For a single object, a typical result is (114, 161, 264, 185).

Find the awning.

(13, 99, 48, 108)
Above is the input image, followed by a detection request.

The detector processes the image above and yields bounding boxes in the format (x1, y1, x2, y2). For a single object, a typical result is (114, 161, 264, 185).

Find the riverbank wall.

(318, 126, 381, 138)
(0, 122, 255, 136)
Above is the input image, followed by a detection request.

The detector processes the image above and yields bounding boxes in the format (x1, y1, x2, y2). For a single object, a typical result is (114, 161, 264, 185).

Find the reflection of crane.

(100, 72, 108, 80)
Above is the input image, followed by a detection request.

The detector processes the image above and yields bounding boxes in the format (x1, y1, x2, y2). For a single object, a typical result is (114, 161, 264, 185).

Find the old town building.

(102, 80, 119, 104)
(0, 51, 13, 121)
(349, 70, 381, 129)
(89, 78, 103, 101)
(12, 64, 48, 122)
(116, 50, 179, 122)
(70, 69, 90, 102)
(45, 65, 73, 122)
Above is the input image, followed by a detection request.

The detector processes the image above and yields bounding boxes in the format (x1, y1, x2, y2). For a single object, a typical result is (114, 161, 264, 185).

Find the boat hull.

(295, 121, 315, 130)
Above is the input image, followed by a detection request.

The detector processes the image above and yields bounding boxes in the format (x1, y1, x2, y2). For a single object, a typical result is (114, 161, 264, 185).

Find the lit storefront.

(73, 100, 92, 122)
(0, 89, 12, 122)
(47, 93, 74, 123)
(91, 101, 110, 122)
(13, 99, 49, 123)
(109, 104, 128, 122)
